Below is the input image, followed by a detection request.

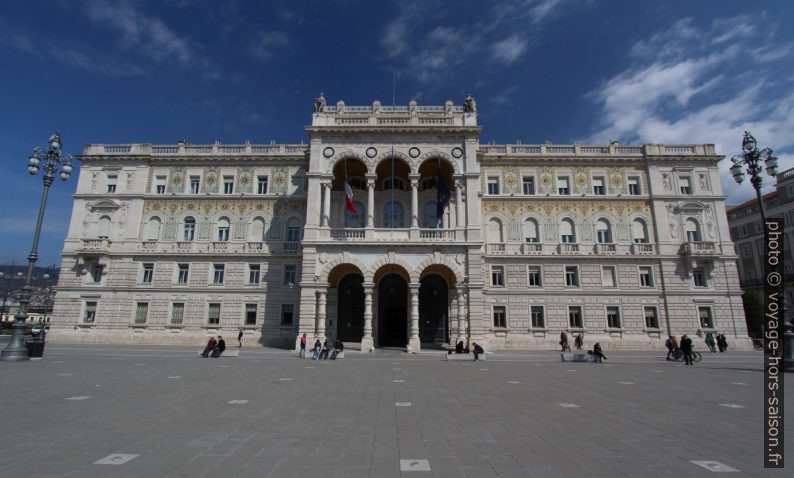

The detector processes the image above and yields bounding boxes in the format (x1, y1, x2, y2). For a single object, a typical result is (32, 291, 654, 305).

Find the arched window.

(631, 219, 648, 243)
(183, 217, 196, 241)
(684, 218, 701, 242)
(486, 218, 503, 243)
(216, 217, 230, 242)
(98, 215, 111, 239)
(382, 178, 405, 190)
(345, 202, 366, 228)
(421, 202, 438, 228)
(145, 216, 161, 241)
(560, 218, 576, 243)
(250, 217, 266, 241)
(523, 218, 540, 243)
(383, 201, 405, 228)
(596, 219, 612, 243)
(286, 217, 302, 242)
(348, 177, 366, 190)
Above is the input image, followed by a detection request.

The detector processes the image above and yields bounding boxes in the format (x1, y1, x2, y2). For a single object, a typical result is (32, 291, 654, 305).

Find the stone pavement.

(0, 343, 791, 478)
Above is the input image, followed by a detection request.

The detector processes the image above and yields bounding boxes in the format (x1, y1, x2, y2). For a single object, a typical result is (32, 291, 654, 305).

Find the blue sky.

(1, 0, 792, 266)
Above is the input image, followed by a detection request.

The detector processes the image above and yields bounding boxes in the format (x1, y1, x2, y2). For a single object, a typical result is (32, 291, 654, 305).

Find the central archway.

(377, 273, 408, 347)
(419, 274, 449, 344)
(337, 274, 364, 341)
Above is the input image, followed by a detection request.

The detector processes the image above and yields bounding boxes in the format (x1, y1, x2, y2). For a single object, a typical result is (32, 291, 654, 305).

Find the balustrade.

(631, 243, 655, 255)
(558, 243, 580, 254)
(681, 241, 717, 256)
(594, 243, 617, 254)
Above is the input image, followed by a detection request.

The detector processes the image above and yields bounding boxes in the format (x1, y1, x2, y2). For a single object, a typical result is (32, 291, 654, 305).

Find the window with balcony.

(420, 177, 436, 191)
(491, 266, 504, 286)
(250, 217, 266, 241)
(565, 266, 579, 287)
(487, 177, 500, 195)
(217, 217, 230, 242)
(527, 267, 542, 286)
(257, 175, 269, 194)
(189, 175, 200, 194)
(91, 265, 104, 283)
(171, 303, 184, 325)
(601, 266, 616, 288)
(155, 175, 166, 194)
(522, 176, 535, 195)
(560, 219, 576, 243)
(632, 219, 648, 243)
(134, 302, 148, 324)
(492, 306, 506, 328)
(178, 264, 189, 284)
(249, 264, 260, 284)
(698, 306, 714, 328)
(596, 219, 612, 243)
(245, 303, 257, 325)
(592, 177, 605, 195)
(213, 264, 225, 284)
(523, 218, 539, 243)
(281, 304, 294, 325)
(382, 178, 405, 190)
(487, 218, 503, 243)
(606, 306, 621, 328)
(421, 202, 439, 228)
(679, 176, 692, 195)
(693, 268, 708, 287)
(628, 176, 641, 195)
(145, 216, 161, 241)
(284, 264, 297, 285)
(644, 307, 659, 329)
(208, 303, 221, 325)
(345, 202, 365, 228)
(83, 301, 97, 323)
(568, 306, 583, 328)
(107, 174, 117, 193)
(97, 215, 111, 239)
(286, 218, 302, 242)
(639, 266, 654, 287)
(183, 217, 196, 241)
(557, 176, 570, 195)
(142, 263, 154, 283)
(531, 306, 545, 328)
(223, 176, 234, 194)
(383, 201, 405, 228)
(684, 219, 702, 242)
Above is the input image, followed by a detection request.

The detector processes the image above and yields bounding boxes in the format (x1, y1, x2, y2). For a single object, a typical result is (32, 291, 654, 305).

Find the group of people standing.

(704, 332, 729, 353)
(298, 333, 344, 360)
(201, 336, 226, 358)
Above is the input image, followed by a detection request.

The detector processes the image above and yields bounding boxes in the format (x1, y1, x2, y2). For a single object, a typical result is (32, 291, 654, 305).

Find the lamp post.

(0, 132, 72, 361)
(729, 131, 792, 372)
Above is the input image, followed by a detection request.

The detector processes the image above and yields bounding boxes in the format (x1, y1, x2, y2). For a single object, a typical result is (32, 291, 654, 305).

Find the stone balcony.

(558, 243, 580, 255)
(133, 241, 301, 255)
(680, 241, 717, 257)
(483, 242, 657, 256)
(80, 239, 111, 252)
(322, 228, 464, 242)
(594, 243, 617, 255)
(631, 243, 656, 255)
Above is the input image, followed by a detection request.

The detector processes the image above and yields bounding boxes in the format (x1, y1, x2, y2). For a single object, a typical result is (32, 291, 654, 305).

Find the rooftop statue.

(463, 93, 477, 113)
(313, 92, 326, 113)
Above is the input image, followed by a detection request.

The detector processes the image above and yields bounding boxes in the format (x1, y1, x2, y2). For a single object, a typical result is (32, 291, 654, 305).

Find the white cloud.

(527, 0, 563, 23)
(55, 47, 147, 77)
(247, 31, 289, 62)
(492, 35, 527, 64)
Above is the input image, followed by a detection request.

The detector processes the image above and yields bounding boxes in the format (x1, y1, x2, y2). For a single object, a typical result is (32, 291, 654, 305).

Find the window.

(171, 303, 184, 325)
(223, 175, 234, 194)
(383, 201, 405, 228)
(527, 267, 542, 286)
(183, 217, 196, 241)
(245, 303, 257, 325)
(91, 265, 104, 283)
(596, 219, 612, 243)
(530, 306, 545, 328)
(98, 215, 111, 239)
(84, 301, 97, 323)
(213, 264, 225, 284)
(698, 306, 714, 328)
(177, 264, 189, 284)
(644, 307, 659, 329)
(284, 264, 297, 285)
(492, 306, 506, 328)
(693, 268, 707, 287)
(142, 263, 154, 283)
(249, 264, 260, 284)
(628, 176, 641, 195)
(491, 266, 504, 286)
(679, 176, 692, 195)
(523, 218, 539, 243)
(421, 202, 439, 228)
(217, 217, 230, 241)
(557, 176, 570, 195)
(560, 219, 576, 243)
(487, 177, 500, 195)
(281, 304, 294, 325)
(606, 306, 621, 328)
(684, 219, 701, 242)
(134, 302, 148, 324)
(146, 217, 161, 241)
(348, 177, 366, 190)
(487, 218, 503, 243)
(107, 174, 117, 193)
(632, 219, 648, 243)
(250, 217, 266, 241)
(382, 178, 405, 190)
(286, 218, 302, 242)
(602, 266, 616, 288)
(208, 303, 221, 325)
(257, 175, 269, 194)
(592, 177, 605, 195)
(741, 243, 752, 258)
(639, 266, 654, 287)
(565, 266, 579, 287)
(420, 177, 436, 191)
(155, 176, 166, 194)
(344, 202, 365, 228)
(522, 176, 535, 195)
(568, 306, 583, 328)
(189, 175, 200, 194)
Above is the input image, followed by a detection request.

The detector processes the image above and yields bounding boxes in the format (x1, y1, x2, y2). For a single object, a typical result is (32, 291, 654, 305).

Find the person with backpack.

(665, 335, 677, 361)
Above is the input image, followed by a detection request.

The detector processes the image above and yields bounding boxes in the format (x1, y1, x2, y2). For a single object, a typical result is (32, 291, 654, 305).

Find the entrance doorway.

(337, 274, 364, 341)
(377, 273, 408, 347)
(419, 274, 448, 343)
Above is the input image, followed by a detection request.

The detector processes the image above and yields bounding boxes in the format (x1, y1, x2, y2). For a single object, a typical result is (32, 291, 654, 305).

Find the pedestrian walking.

(665, 335, 677, 361)
(238, 329, 244, 348)
(574, 334, 583, 351)
(472, 342, 484, 361)
(560, 331, 571, 352)
(201, 337, 217, 358)
(705, 332, 716, 353)
(719, 334, 729, 352)
(592, 342, 606, 363)
(716, 333, 725, 352)
(312, 339, 322, 360)
(681, 334, 693, 366)
(299, 333, 307, 358)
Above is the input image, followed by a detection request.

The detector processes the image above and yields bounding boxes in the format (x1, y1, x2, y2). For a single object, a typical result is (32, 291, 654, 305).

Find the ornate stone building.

(50, 96, 751, 349)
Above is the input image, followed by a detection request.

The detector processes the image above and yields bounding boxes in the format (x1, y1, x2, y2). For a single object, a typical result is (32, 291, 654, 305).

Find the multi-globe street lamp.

(0, 132, 72, 362)
(729, 131, 792, 372)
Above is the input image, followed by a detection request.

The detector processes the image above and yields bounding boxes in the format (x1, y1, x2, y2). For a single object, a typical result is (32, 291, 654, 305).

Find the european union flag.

(436, 170, 451, 222)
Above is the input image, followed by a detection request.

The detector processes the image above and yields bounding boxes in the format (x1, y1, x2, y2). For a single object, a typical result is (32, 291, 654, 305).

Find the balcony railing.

(246, 242, 265, 252)
(81, 239, 111, 251)
(522, 243, 543, 254)
(681, 241, 717, 256)
(419, 229, 455, 240)
(487, 243, 506, 254)
(211, 241, 228, 252)
(594, 243, 617, 254)
(174, 241, 194, 252)
(331, 229, 365, 239)
(140, 241, 157, 251)
(631, 243, 655, 255)
(558, 243, 580, 254)
(281, 242, 301, 254)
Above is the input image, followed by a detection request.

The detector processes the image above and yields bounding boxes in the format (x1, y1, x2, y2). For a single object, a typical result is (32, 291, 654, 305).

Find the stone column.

(366, 177, 375, 228)
(455, 181, 464, 228)
(456, 289, 465, 343)
(321, 182, 331, 227)
(317, 290, 327, 339)
(361, 283, 375, 352)
(410, 177, 419, 228)
(407, 284, 421, 352)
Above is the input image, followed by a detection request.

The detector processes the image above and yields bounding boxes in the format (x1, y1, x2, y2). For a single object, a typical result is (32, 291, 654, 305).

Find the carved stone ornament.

(409, 147, 420, 158)
(451, 147, 463, 158)
(323, 147, 335, 158)
(366, 147, 377, 158)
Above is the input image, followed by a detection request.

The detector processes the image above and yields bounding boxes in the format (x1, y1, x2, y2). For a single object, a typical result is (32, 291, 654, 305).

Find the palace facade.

(50, 96, 751, 350)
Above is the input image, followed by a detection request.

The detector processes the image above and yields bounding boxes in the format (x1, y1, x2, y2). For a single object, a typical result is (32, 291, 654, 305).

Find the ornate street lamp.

(730, 131, 791, 372)
(1, 132, 72, 361)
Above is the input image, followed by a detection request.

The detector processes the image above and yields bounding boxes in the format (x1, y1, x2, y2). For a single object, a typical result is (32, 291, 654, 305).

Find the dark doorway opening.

(377, 273, 408, 347)
(337, 274, 364, 341)
(419, 274, 449, 343)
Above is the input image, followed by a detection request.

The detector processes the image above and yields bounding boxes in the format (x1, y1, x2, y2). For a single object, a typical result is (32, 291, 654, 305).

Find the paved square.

(0, 344, 791, 477)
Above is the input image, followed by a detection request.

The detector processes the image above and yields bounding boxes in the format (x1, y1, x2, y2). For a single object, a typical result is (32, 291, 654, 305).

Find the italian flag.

(345, 181, 359, 213)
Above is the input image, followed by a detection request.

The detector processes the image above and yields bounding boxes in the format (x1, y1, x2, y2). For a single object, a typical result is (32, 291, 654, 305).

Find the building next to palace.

(49, 95, 751, 350)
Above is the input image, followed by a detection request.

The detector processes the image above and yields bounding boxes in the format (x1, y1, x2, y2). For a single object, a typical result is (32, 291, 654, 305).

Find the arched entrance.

(419, 274, 448, 344)
(337, 274, 364, 341)
(377, 274, 408, 347)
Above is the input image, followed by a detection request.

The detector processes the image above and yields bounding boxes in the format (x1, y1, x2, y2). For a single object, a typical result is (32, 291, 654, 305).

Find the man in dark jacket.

(680, 334, 693, 365)
(472, 342, 484, 361)
(201, 337, 217, 357)
(212, 336, 226, 358)
(665, 335, 677, 361)
(592, 342, 606, 363)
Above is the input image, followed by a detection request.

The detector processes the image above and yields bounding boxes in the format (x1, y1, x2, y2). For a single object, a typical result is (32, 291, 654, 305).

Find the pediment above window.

(86, 199, 122, 211)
